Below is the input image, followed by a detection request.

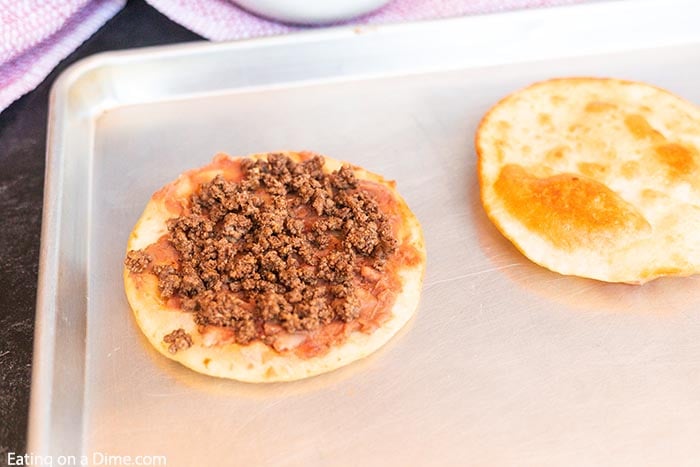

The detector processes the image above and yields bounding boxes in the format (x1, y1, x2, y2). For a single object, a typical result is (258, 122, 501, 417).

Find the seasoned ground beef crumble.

(125, 154, 398, 348)
(163, 328, 193, 354)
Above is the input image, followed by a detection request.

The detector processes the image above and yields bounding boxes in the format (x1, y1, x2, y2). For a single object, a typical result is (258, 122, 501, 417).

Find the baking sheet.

(31, 1, 700, 465)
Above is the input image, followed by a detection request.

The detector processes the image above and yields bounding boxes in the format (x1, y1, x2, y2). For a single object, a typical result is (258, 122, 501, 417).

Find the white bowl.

(233, 0, 391, 25)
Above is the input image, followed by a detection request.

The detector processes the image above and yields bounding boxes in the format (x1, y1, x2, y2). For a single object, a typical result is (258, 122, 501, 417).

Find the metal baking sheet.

(31, 1, 700, 465)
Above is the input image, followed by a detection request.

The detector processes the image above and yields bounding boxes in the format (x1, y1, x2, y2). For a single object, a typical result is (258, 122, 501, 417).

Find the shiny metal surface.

(31, 1, 700, 465)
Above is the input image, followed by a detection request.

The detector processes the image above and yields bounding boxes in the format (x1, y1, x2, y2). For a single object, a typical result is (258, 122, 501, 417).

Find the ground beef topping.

(124, 250, 152, 273)
(127, 154, 398, 347)
(163, 328, 193, 354)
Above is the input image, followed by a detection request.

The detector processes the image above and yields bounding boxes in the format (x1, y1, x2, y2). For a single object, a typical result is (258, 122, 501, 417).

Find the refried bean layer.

(125, 154, 399, 349)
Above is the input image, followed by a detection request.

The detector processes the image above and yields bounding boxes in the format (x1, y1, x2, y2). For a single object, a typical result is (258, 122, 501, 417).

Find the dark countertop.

(0, 0, 203, 459)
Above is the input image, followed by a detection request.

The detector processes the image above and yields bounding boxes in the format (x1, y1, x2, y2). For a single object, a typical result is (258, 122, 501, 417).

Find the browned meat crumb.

(124, 250, 152, 273)
(163, 328, 193, 354)
(153, 264, 180, 298)
(128, 153, 398, 346)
